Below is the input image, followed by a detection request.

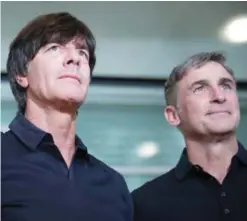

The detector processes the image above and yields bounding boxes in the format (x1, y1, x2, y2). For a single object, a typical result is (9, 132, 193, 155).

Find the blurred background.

(1, 1, 247, 191)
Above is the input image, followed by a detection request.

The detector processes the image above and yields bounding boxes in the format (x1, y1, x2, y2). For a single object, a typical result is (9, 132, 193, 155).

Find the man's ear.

(164, 105, 181, 127)
(16, 75, 28, 88)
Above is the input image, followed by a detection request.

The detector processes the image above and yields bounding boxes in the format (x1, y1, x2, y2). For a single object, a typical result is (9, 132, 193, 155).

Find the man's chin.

(207, 127, 236, 136)
(52, 97, 84, 113)
(59, 94, 85, 105)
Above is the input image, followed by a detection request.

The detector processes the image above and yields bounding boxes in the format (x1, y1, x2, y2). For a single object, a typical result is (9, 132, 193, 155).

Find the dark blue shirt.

(132, 142, 247, 221)
(1, 113, 133, 221)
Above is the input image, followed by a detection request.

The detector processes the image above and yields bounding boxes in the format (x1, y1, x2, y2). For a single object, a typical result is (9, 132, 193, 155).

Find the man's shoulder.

(131, 168, 178, 219)
(132, 167, 176, 199)
(88, 154, 126, 184)
(1, 129, 29, 161)
(1, 130, 10, 137)
(1, 130, 15, 148)
(86, 154, 133, 218)
(1, 130, 17, 161)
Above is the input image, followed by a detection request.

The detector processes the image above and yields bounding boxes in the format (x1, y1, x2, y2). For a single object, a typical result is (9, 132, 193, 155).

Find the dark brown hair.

(7, 12, 96, 114)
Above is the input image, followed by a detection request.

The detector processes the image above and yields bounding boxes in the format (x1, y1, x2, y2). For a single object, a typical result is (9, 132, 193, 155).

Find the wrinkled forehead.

(180, 62, 235, 86)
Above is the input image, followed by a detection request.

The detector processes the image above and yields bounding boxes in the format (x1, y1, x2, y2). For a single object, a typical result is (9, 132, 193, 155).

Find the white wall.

(1, 1, 247, 79)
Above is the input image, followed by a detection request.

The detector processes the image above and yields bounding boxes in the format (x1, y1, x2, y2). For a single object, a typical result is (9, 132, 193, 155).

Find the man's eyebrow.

(188, 79, 209, 90)
(40, 43, 57, 51)
(73, 40, 89, 50)
(219, 77, 236, 86)
(76, 44, 88, 50)
(188, 77, 236, 90)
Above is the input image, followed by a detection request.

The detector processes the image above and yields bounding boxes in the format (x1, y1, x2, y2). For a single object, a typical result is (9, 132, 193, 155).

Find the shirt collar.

(235, 141, 247, 166)
(175, 148, 193, 181)
(175, 141, 247, 181)
(9, 112, 88, 156)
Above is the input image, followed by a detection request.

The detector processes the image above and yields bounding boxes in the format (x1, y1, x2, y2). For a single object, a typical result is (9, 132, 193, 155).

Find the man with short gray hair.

(132, 52, 247, 221)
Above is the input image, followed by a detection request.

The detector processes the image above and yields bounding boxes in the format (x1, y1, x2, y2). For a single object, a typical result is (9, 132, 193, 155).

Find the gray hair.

(164, 51, 235, 106)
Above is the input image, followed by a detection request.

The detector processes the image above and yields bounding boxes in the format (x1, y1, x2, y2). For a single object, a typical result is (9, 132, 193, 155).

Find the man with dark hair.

(1, 12, 133, 221)
(132, 52, 247, 221)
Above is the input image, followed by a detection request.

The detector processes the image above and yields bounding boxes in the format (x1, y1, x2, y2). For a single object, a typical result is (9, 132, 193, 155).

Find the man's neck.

(185, 134, 238, 184)
(25, 102, 77, 167)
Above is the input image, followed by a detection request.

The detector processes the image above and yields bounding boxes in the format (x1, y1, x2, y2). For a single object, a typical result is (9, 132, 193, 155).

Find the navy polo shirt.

(132, 142, 247, 221)
(1, 113, 133, 221)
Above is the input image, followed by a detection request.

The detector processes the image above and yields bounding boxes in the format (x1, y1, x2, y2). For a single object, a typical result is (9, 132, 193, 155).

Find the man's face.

(18, 38, 91, 110)
(167, 61, 240, 137)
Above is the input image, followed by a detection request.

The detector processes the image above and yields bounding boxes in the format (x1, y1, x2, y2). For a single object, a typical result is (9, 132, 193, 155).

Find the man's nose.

(210, 87, 226, 103)
(63, 48, 80, 66)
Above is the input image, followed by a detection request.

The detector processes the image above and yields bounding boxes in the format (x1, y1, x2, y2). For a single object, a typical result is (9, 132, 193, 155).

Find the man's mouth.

(207, 110, 230, 115)
(59, 74, 81, 83)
